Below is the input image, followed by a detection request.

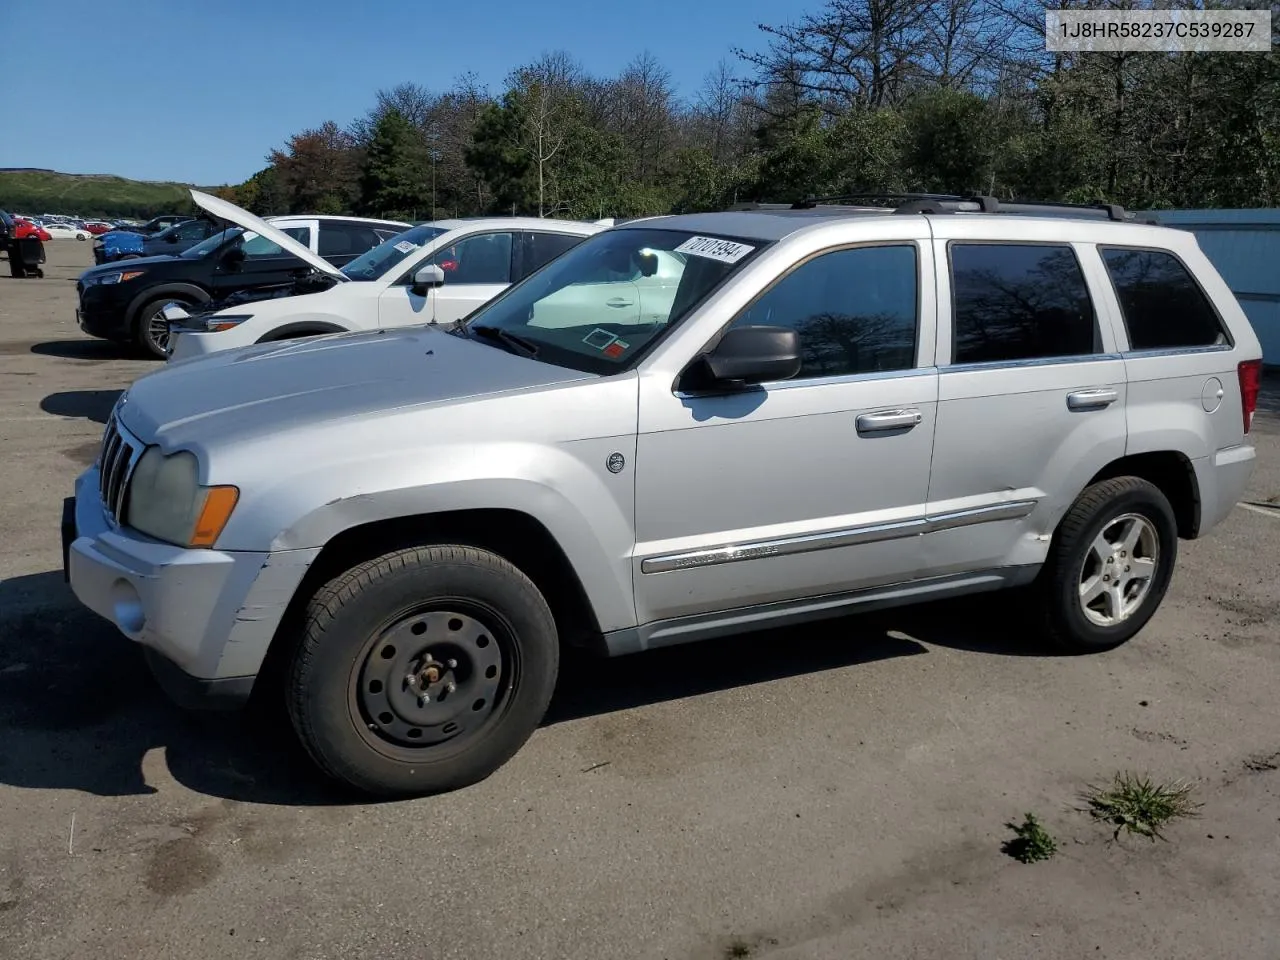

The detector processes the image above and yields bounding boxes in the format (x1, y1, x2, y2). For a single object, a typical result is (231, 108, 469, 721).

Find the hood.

(101, 231, 145, 253)
(117, 324, 594, 448)
(189, 189, 344, 281)
(82, 252, 183, 278)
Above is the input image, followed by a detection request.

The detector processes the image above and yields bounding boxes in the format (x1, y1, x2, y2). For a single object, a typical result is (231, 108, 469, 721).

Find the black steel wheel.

(350, 606, 516, 760)
(287, 544, 559, 798)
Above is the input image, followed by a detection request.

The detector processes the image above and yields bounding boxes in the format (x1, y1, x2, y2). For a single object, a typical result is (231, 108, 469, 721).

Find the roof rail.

(730, 194, 1160, 224)
(793, 193, 1000, 213)
(726, 202, 800, 211)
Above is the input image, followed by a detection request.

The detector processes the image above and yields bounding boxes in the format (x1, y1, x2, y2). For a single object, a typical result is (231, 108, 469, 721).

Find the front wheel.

(1038, 476, 1177, 653)
(133, 296, 190, 358)
(287, 545, 559, 798)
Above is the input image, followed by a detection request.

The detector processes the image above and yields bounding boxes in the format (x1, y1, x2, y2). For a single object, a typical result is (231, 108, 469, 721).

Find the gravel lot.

(2, 241, 1279, 960)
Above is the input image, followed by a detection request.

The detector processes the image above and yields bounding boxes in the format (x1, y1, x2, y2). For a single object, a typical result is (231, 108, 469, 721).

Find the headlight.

(201, 313, 253, 333)
(125, 448, 239, 548)
(169, 313, 253, 334)
(98, 270, 145, 285)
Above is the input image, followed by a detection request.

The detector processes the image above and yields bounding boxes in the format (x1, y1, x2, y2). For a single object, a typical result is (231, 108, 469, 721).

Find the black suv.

(76, 215, 408, 357)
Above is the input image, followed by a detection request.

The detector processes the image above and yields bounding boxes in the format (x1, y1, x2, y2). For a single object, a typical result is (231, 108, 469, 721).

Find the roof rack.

(795, 193, 1156, 223)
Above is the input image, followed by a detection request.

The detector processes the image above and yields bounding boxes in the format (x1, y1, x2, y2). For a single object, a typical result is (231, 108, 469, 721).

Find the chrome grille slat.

(97, 414, 143, 525)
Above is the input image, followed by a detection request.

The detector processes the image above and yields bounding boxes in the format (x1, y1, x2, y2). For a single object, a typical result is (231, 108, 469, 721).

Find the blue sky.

(1, 0, 782, 186)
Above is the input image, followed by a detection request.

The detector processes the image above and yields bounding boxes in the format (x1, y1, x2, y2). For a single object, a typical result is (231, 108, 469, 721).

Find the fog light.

(110, 579, 145, 633)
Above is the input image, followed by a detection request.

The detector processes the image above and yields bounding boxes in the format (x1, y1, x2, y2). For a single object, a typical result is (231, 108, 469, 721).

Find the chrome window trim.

(639, 499, 1038, 574)
(1119, 344, 1234, 360)
(941, 353, 1122, 374)
(672, 365, 934, 400)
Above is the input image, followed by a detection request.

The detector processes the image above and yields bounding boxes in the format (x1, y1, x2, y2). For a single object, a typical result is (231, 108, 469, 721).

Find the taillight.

(1238, 358, 1262, 435)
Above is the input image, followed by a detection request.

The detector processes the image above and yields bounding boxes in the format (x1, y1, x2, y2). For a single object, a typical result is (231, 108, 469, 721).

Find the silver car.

(63, 197, 1265, 797)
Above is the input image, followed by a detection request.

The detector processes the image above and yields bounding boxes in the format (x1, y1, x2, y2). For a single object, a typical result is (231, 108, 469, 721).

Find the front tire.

(1039, 477, 1177, 653)
(287, 545, 559, 798)
(133, 296, 190, 359)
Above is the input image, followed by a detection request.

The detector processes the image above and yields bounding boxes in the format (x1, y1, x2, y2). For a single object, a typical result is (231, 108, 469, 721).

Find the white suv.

(165, 195, 605, 360)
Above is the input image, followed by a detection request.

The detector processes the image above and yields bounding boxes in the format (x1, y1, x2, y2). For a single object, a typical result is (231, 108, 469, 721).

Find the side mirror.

(411, 263, 446, 295)
(688, 325, 802, 390)
(221, 247, 246, 269)
(165, 233, 180, 243)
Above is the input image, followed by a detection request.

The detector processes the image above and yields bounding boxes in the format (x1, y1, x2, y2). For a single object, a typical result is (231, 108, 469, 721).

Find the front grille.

(98, 414, 143, 523)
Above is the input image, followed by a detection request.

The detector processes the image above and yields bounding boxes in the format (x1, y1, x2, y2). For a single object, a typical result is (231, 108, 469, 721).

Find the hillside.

(0, 169, 221, 218)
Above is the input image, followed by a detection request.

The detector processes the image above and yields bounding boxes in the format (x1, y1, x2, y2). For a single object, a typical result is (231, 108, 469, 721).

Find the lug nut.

(1103, 575, 1111, 582)
(446, 682, 457, 693)
(446, 659, 457, 669)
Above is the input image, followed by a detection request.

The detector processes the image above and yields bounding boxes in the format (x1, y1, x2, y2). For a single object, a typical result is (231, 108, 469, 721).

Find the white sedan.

(43, 222, 90, 240)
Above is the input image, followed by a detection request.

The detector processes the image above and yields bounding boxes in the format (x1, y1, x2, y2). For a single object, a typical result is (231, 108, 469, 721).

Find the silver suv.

(62, 196, 1265, 797)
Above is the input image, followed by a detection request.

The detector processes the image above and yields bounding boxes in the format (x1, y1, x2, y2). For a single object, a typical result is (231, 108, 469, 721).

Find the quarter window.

(1101, 247, 1228, 350)
(950, 243, 1099, 364)
(728, 244, 919, 378)
(428, 232, 513, 284)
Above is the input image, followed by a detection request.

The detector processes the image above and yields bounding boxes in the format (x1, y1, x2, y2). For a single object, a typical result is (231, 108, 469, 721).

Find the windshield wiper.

(466, 324, 540, 358)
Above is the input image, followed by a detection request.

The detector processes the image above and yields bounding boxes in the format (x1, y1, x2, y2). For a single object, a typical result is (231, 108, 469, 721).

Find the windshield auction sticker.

(394, 240, 419, 254)
(674, 236, 756, 264)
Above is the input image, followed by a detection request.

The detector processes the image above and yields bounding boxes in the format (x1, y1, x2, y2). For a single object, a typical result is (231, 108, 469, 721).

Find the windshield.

(341, 223, 450, 280)
(457, 227, 766, 374)
(181, 225, 242, 258)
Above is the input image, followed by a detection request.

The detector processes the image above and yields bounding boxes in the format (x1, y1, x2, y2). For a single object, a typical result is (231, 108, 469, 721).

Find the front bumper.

(76, 284, 132, 340)
(167, 326, 254, 361)
(64, 466, 320, 709)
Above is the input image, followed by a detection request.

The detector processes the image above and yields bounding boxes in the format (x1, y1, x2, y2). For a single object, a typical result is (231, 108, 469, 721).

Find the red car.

(83, 221, 113, 235)
(14, 220, 51, 241)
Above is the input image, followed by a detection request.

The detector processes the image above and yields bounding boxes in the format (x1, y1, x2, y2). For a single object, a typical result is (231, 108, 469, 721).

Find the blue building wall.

(1149, 209, 1280, 365)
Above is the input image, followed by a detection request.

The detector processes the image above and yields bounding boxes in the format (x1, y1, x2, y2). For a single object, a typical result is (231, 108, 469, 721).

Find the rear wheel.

(1039, 477, 1177, 652)
(287, 545, 559, 798)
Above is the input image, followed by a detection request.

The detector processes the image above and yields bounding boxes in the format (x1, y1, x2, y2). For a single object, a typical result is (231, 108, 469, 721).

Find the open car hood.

(188, 189, 346, 281)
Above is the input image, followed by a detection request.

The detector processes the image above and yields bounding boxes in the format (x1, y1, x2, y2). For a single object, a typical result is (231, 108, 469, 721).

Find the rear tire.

(1038, 477, 1177, 653)
(286, 545, 559, 798)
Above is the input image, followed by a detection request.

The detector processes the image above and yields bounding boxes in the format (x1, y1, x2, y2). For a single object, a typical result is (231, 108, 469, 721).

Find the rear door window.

(949, 243, 1100, 364)
(519, 231, 587, 280)
(1100, 247, 1229, 350)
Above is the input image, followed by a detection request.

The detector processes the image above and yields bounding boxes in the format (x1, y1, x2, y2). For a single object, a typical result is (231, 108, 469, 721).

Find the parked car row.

(61, 188, 1264, 801)
(76, 197, 411, 356)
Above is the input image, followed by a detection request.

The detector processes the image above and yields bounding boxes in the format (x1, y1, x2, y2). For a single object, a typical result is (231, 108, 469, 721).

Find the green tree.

(358, 108, 432, 220)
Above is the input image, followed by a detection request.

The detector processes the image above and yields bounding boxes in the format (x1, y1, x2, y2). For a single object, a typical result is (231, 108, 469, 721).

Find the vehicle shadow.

(40, 389, 123, 424)
(0, 571, 1055, 806)
(31, 340, 139, 361)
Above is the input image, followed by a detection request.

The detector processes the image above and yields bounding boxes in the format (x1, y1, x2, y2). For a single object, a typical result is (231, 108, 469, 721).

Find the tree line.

(216, 0, 1280, 222)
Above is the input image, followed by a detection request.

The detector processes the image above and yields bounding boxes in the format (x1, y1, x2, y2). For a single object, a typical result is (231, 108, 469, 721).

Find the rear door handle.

(856, 409, 923, 434)
(1066, 388, 1119, 411)
(606, 298, 634, 308)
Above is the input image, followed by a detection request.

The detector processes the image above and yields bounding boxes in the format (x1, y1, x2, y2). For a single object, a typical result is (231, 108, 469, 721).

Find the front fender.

(217, 422, 640, 633)
(125, 282, 211, 325)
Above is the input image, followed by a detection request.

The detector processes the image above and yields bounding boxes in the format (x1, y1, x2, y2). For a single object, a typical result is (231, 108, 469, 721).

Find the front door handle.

(856, 409, 923, 434)
(1067, 388, 1119, 411)
(606, 298, 634, 308)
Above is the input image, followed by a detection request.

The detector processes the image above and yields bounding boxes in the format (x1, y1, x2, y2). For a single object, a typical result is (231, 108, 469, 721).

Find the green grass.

(0, 169, 223, 219)
(1002, 812, 1058, 863)
(1082, 772, 1201, 841)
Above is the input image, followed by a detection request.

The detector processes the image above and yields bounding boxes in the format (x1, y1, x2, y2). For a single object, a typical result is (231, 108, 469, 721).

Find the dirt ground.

(1, 240, 1279, 960)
